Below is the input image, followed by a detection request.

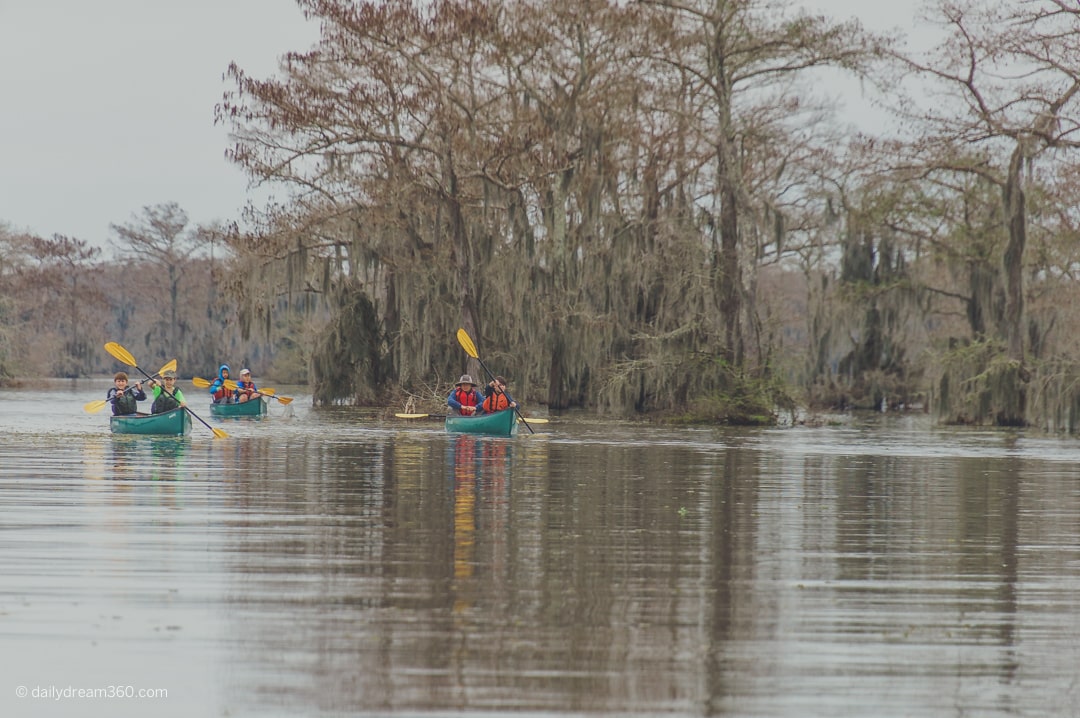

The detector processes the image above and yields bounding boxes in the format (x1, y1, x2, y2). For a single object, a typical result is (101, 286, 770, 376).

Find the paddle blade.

(456, 328, 479, 359)
(211, 427, 229, 439)
(197, 377, 238, 391)
(104, 341, 137, 367)
(83, 399, 109, 414)
(158, 359, 177, 376)
(518, 417, 549, 424)
(258, 388, 293, 404)
(396, 413, 432, 419)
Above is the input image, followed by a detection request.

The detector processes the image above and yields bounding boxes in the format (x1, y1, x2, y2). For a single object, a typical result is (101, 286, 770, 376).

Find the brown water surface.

(2, 381, 1080, 717)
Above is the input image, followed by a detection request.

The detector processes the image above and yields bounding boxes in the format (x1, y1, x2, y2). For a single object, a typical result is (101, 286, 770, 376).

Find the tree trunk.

(169, 264, 179, 352)
(997, 142, 1028, 425)
(447, 157, 482, 380)
(718, 155, 742, 365)
(546, 169, 573, 409)
(1002, 144, 1026, 363)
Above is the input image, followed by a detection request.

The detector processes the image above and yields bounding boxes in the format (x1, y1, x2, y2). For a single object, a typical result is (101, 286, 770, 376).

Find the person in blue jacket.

(447, 374, 484, 415)
(233, 368, 262, 403)
(209, 364, 232, 404)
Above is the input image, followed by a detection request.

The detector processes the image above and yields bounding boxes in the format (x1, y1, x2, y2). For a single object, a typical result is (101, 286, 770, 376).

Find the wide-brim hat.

(162, 369, 177, 378)
(455, 374, 475, 386)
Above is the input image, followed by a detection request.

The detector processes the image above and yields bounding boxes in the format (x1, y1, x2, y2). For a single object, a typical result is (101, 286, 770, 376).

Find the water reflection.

(451, 436, 478, 594)
(212, 428, 1080, 716)
(78, 436, 192, 482)
(5, 393, 1080, 717)
(449, 436, 512, 612)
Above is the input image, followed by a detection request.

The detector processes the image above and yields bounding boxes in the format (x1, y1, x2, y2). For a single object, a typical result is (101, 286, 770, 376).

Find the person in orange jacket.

(481, 375, 518, 414)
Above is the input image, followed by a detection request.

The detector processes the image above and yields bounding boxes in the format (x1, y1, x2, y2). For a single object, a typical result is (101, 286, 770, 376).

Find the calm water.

(3, 380, 1080, 717)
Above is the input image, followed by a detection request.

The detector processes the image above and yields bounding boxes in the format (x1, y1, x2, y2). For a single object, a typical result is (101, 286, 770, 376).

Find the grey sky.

(0, 0, 319, 245)
(802, 0, 928, 28)
(1, 0, 927, 247)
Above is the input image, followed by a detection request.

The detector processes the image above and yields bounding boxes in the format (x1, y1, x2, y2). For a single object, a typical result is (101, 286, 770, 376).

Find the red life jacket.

(483, 392, 509, 413)
(454, 388, 480, 409)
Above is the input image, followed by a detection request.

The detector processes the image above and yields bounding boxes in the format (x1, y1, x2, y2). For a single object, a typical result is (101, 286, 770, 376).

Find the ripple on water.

(5, 391, 1080, 716)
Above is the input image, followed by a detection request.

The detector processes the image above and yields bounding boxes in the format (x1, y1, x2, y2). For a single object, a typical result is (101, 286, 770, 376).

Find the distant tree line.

(4, 0, 1080, 431)
(0, 204, 303, 385)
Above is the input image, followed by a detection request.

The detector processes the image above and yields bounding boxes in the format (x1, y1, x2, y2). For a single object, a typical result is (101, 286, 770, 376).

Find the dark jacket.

(107, 385, 146, 416)
(151, 385, 185, 414)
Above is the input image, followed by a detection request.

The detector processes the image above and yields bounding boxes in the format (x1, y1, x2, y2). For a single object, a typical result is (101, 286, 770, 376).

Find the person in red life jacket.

(482, 375, 518, 414)
(233, 368, 262, 403)
(209, 364, 233, 404)
(448, 374, 484, 415)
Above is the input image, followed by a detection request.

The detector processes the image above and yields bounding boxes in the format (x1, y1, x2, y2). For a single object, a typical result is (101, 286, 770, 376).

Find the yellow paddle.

(456, 328, 534, 434)
(104, 343, 227, 439)
(258, 388, 294, 405)
(83, 359, 176, 414)
(192, 376, 237, 391)
(192, 376, 293, 404)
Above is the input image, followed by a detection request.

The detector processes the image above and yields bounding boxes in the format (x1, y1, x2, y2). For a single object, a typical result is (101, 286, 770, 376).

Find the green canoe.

(110, 408, 192, 436)
(445, 409, 517, 437)
(209, 398, 267, 417)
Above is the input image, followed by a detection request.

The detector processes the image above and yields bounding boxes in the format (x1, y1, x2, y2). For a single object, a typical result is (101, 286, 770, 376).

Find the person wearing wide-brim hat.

(448, 374, 484, 416)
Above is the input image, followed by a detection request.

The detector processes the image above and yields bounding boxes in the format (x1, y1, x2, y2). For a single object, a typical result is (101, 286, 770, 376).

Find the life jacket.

(152, 387, 181, 414)
(482, 392, 510, 413)
(236, 379, 257, 397)
(112, 390, 138, 416)
(211, 364, 231, 403)
(454, 388, 480, 409)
